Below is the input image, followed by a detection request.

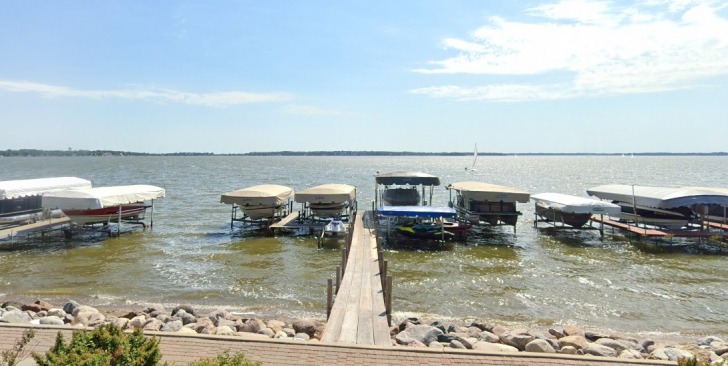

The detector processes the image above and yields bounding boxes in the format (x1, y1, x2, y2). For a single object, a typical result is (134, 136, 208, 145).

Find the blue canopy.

(377, 205, 457, 219)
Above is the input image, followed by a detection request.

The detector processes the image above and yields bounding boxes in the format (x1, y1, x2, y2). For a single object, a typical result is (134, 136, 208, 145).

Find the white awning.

(295, 184, 356, 204)
(587, 184, 728, 209)
(447, 181, 530, 203)
(220, 184, 294, 207)
(532, 193, 622, 215)
(42, 185, 165, 210)
(0, 177, 92, 199)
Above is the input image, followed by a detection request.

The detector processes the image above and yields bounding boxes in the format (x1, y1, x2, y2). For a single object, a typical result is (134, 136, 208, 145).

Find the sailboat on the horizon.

(465, 143, 478, 171)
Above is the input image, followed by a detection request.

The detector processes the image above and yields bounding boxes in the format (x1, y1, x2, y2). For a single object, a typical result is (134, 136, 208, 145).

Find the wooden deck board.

(0, 217, 70, 240)
(268, 211, 300, 229)
(322, 211, 390, 346)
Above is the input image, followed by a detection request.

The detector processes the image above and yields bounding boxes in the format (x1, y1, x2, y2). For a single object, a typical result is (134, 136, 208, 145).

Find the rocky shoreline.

(1, 299, 726, 364)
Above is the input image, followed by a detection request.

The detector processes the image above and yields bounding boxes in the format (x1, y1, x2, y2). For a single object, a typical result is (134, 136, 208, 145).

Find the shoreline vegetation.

(2, 149, 728, 157)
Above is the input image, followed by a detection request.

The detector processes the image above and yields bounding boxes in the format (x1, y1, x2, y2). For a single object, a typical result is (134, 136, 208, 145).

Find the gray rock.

(454, 336, 476, 349)
(216, 326, 236, 336)
(216, 318, 236, 329)
(394, 325, 443, 346)
(111, 317, 130, 329)
(585, 331, 611, 342)
(87, 313, 105, 327)
(143, 318, 163, 331)
(171, 305, 196, 317)
(293, 332, 310, 341)
(402, 339, 427, 347)
(274, 331, 288, 339)
(39, 316, 65, 326)
(476, 331, 500, 343)
(595, 338, 634, 353)
(398, 317, 421, 332)
(72, 305, 99, 319)
(257, 328, 275, 338)
(710, 352, 724, 364)
(583, 343, 617, 357)
(292, 319, 322, 338)
(161, 320, 183, 332)
(237, 318, 265, 333)
(429, 341, 444, 348)
(470, 321, 494, 333)
(641, 339, 655, 351)
(177, 311, 196, 325)
(282, 328, 296, 337)
(47, 308, 66, 318)
(62, 300, 80, 315)
(193, 318, 216, 334)
(178, 327, 197, 334)
(651, 347, 694, 361)
(449, 340, 466, 349)
(548, 328, 565, 339)
(500, 331, 534, 351)
(558, 335, 588, 350)
(144, 303, 166, 317)
(207, 309, 231, 326)
(72, 315, 89, 327)
(129, 315, 147, 329)
(491, 325, 508, 337)
(0, 311, 32, 324)
(710, 341, 728, 355)
(699, 336, 725, 347)
(430, 321, 446, 333)
(560, 346, 578, 355)
(472, 342, 520, 353)
(525, 339, 556, 353)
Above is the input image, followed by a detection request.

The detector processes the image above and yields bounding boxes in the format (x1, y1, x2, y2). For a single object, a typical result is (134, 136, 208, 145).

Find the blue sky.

(2, 0, 727, 154)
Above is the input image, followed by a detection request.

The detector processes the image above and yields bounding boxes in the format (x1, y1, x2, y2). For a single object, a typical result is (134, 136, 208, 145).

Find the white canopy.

(587, 184, 728, 209)
(295, 184, 356, 204)
(532, 193, 621, 215)
(42, 185, 165, 210)
(220, 184, 293, 207)
(447, 181, 530, 203)
(0, 177, 92, 199)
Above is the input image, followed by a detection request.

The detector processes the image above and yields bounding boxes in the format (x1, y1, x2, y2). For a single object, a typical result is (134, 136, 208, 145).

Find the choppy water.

(1, 155, 727, 338)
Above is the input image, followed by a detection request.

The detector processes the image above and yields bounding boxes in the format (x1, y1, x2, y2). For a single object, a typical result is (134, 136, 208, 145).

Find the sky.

(1, 0, 727, 154)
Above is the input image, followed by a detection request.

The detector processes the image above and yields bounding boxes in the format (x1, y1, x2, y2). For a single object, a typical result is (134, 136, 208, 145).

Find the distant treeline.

(2, 149, 727, 157)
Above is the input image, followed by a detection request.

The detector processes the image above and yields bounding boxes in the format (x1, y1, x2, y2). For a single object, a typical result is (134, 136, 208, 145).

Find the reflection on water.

(1, 156, 728, 337)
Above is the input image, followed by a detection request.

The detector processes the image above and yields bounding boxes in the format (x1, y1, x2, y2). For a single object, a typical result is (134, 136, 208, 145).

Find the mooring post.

(378, 249, 384, 274)
(385, 275, 393, 326)
(326, 278, 333, 319)
(382, 260, 388, 290)
(341, 247, 347, 275)
(336, 266, 341, 293)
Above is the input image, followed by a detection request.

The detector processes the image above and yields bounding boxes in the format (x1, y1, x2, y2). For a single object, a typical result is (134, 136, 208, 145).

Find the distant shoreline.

(2, 149, 727, 157)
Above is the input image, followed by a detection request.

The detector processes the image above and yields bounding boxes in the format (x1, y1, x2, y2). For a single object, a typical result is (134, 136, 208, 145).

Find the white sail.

(466, 143, 478, 171)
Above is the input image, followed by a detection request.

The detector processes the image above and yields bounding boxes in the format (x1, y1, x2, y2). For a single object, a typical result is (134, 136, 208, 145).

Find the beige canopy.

(42, 185, 165, 210)
(295, 184, 356, 204)
(448, 181, 530, 203)
(220, 184, 294, 207)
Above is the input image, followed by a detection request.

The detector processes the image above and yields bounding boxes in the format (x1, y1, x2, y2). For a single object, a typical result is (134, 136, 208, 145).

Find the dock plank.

(268, 211, 300, 229)
(0, 217, 70, 240)
(321, 211, 390, 346)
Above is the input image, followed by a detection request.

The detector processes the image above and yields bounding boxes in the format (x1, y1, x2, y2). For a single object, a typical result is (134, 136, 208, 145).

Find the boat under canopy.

(42, 185, 165, 225)
(586, 184, 728, 209)
(295, 184, 356, 218)
(447, 181, 530, 227)
(220, 184, 293, 220)
(0, 177, 92, 200)
(532, 192, 621, 228)
(377, 206, 457, 219)
(375, 171, 440, 207)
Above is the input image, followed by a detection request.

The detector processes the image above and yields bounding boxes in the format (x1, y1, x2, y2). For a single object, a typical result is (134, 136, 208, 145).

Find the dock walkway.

(0, 217, 70, 241)
(321, 210, 391, 346)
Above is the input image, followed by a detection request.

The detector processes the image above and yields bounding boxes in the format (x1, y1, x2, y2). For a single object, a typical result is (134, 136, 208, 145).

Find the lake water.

(1, 155, 727, 339)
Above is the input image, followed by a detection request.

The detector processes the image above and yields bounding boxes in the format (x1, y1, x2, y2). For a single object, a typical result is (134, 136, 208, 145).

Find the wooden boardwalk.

(268, 211, 300, 229)
(321, 211, 391, 346)
(0, 217, 70, 241)
(592, 215, 728, 239)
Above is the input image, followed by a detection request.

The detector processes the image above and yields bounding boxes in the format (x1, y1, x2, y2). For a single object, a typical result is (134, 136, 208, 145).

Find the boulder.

(171, 305, 196, 317)
(525, 339, 556, 353)
(62, 300, 80, 315)
(560, 346, 578, 355)
(207, 309, 232, 325)
(394, 325, 443, 346)
(274, 331, 288, 339)
(449, 340, 466, 349)
(282, 328, 296, 337)
(563, 325, 584, 337)
(402, 339, 427, 348)
(430, 321, 447, 333)
(21, 303, 43, 313)
(0, 311, 32, 324)
(111, 317, 130, 329)
(143, 318, 163, 331)
(161, 320, 183, 332)
(618, 349, 644, 359)
(710, 352, 724, 365)
(641, 339, 655, 352)
(429, 341, 444, 349)
(476, 331, 500, 343)
(266, 319, 286, 333)
(595, 338, 639, 353)
(257, 328, 275, 338)
(292, 319, 322, 338)
(558, 335, 588, 350)
(585, 331, 611, 342)
(1, 301, 23, 310)
(437, 334, 456, 343)
(87, 313, 106, 327)
(216, 318, 237, 329)
(651, 347, 694, 361)
(238, 318, 266, 333)
(398, 317, 421, 332)
(216, 326, 236, 336)
(491, 325, 508, 337)
(47, 308, 67, 318)
(174, 310, 196, 325)
(39, 316, 65, 326)
(144, 303, 166, 318)
(72, 305, 100, 319)
(500, 330, 534, 351)
(177, 327, 197, 334)
(699, 336, 725, 347)
(129, 315, 147, 329)
(472, 342, 520, 353)
(470, 321, 494, 333)
(582, 343, 617, 357)
(294, 333, 310, 341)
(454, 336, 477, 349)
(193, 318, 216, 334)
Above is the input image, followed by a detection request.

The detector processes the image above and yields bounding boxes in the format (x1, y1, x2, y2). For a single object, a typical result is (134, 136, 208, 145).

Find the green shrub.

(188, 350, 261, 366)
(32, 323, 166, 366)
(1, 329, 35, 366)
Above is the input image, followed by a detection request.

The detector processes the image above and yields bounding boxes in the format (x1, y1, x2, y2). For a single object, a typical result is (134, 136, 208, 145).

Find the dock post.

(327, 278, 333, 319)
(150, 199, 155, 229)
(600, 215, 604, 237)
(382, 260, 388, 290)
(385, 275, 393, 326)
(341, 248, 347, 276)
(378, 249, 384, 274)
(336, 266, 341, 293)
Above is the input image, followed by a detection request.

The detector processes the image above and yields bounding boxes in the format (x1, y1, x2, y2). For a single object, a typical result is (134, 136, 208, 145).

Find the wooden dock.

(591, 215, 728, 239)
(321, 211, 391, 346)
(268, 211, 300, 229)
(0, 217, 70, 241)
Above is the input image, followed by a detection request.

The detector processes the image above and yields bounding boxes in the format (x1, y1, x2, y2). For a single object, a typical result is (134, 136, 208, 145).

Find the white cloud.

(412, 0, 728, 102)
(0, 80, 293, 106)
(281, 104, 341, 115)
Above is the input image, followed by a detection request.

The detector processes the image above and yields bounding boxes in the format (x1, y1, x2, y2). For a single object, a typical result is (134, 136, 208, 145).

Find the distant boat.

(465, 143, 478, 171)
